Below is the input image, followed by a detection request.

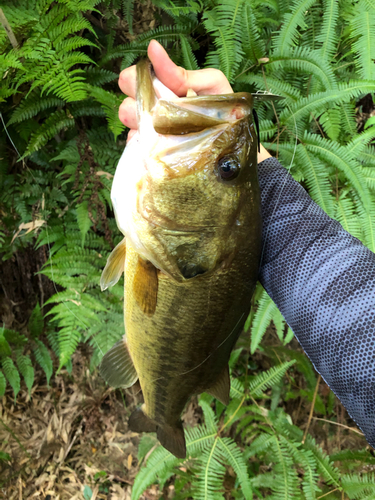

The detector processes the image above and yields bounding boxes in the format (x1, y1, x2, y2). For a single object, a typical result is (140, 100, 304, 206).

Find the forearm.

(258, 157, 375, 447)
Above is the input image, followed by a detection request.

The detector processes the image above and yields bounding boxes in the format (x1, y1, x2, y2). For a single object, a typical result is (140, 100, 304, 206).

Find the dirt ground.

(0, 331, 371, 500)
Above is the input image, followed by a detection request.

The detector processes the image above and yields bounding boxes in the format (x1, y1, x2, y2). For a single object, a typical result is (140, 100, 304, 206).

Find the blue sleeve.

(258, 157, 375, 448)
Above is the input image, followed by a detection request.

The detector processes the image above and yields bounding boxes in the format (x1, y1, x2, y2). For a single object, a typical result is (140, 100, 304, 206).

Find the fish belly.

(125, 242, 260, 427)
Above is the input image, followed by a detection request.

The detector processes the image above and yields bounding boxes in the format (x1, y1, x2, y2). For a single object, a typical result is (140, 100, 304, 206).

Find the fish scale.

(99, 58, 262, 458)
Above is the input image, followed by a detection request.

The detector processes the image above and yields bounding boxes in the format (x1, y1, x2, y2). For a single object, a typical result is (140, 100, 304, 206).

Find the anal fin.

(129, 405, 157, 433)
(99, 339, 138, 389)
(205, 365, 230, 406)
(100, 238, 126, 291)
(133, 256, 158, 315)
(157, 421, 186, 459)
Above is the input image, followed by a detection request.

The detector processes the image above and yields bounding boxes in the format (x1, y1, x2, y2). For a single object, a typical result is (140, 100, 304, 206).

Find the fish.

(99, 59, 262, 459)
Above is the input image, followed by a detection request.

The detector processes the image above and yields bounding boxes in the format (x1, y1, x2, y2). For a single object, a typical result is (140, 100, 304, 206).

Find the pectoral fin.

(133, 257, 158, 315)
(205, 365, 230, 405)
(99, 339, 138, 389)
(100, 238, 126, 291)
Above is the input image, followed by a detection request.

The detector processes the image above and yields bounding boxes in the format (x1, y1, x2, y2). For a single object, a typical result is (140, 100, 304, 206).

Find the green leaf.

(2, 358, 21, 400)
(0, 330, 11, 358)
(250, 290, 279, 353)
(76, 201, 92, 247)
(28, 302, 44, 338)
(34, 340, 53, 385)
(249, 360, 296, 397)
(83, 485, 93, 500)
(0, 451, 11, 462)
(16, 353, 34, 395)
(0, 370, 6, 397)
(218, 437, 253, 499)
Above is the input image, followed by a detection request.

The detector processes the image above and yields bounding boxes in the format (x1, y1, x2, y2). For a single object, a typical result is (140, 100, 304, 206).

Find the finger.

(118, 65, 136, 98)
(148, 40, 233, 96)
(119, 96, 137, 129)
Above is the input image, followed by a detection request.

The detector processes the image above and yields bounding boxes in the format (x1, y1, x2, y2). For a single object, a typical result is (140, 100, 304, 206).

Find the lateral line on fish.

(132, 313, 245, 397)
(259, 104, 298, 268)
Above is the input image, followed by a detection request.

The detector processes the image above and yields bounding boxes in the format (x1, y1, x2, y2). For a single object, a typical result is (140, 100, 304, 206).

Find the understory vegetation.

(1, 0, 375, 498)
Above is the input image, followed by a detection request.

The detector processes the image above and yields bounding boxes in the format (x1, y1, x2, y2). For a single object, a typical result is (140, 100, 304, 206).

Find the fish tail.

(157, 422, 186, 459)
(129, 405, 186, 458)
(129, 405, 157, 433)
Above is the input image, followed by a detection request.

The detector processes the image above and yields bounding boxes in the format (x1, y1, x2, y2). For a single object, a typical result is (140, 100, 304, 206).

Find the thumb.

(147, 40, 233, 96)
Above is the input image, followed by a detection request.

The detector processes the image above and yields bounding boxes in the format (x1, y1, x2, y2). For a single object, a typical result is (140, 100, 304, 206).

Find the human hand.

(118, 40, 271, 163)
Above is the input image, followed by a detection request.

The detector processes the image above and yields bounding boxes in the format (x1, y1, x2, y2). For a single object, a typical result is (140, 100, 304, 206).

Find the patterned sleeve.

(258, 156, 375, 448)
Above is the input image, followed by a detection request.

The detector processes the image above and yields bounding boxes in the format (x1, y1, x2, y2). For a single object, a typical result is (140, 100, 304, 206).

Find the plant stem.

(302, 374, 321, 443)
(0, 9, 18, 48)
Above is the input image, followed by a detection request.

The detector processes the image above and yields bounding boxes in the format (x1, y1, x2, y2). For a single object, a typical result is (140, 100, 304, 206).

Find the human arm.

(259, 157, 375, 447)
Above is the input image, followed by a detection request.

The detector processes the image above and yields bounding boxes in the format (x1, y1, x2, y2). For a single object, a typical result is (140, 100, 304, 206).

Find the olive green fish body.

(100, 59, 262, 458)
(125, 230, 260, 428)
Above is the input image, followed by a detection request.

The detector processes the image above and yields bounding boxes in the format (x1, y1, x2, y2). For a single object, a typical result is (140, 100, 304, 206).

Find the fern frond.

(25, 109, 75, 155)
(296, 144, 335, 216)
(249, 360, 296, 397)
(0, 371, 6, 397)
(2, 357, 20, 399)
(250, 290, 279, 353)
(267, 47, 337, 90)
(241, 3, 265, 62)
(341, 473, 375, 498)
(88, 85, 126, 139)
(202, 0, 245, 81)
(239, 73, 301, 101)
(195, 438, 225, 500)
(350, 4, 375, 80)
(303, 437, 341, 487)
(281, 81, 375, 126)
(131, 445, 180, 500)
(334, 191, 362, 240)
(274, 0, 316, 54)
(16, 353, 34, 394)
(303, 132, 375, 250)
(285, 438, 320, 499)
(317, 0, 339, 60)
(199, 396, 218, 433)
(217, 437, 253, 499)
(269, 434, 301, 498)
(179, 35, 199, 70)
(8, 92, 65, 124)
(33, 339, 53, 384)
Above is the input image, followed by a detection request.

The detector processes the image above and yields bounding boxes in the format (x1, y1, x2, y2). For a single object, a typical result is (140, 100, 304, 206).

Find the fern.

(16, 353, 34, 395)
(2, 357, 21, 400)
(274, 0, 316, 54)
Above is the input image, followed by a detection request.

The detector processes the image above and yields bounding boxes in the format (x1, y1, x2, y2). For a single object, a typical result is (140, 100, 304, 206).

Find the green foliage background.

(1, 0, 375, 498)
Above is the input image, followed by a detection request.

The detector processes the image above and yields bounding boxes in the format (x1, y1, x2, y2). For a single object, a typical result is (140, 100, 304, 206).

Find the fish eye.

(217, 156, 240, 181)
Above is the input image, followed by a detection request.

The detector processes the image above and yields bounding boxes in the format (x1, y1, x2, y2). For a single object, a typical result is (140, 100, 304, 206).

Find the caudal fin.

(129, 405, 186, 459)
(157, 422, 186, 459)
(129, 406, 157, 433)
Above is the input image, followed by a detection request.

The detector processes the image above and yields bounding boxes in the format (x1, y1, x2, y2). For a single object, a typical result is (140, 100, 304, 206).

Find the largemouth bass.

(100, 59, 262, 458)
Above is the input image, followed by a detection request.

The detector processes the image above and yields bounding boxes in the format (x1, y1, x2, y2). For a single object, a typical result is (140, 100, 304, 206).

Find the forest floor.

(0, 327, 370, 500)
